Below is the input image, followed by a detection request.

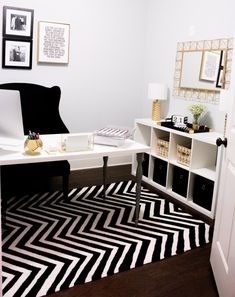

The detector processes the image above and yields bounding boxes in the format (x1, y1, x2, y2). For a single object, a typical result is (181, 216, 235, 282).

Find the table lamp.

(148, 83, 168, 122)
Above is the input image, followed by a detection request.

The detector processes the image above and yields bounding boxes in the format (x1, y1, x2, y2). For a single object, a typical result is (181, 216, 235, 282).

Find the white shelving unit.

(133, 118, 223, 219)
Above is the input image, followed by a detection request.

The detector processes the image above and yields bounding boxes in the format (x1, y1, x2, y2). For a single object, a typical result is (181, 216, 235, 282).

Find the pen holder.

(24, 138, 43, 155)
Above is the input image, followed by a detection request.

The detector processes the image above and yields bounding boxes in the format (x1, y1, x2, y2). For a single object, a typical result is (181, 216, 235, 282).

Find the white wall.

(143, 0, 235, 132)
(1, 0, 235, 168)
(0, 0, 147, 133)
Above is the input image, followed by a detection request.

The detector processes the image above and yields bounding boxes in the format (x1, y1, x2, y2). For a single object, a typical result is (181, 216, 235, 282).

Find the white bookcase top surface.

(135, 118, 222, 145)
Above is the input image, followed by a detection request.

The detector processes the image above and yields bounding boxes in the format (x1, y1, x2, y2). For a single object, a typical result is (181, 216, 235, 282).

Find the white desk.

(0, 137, 150, 297)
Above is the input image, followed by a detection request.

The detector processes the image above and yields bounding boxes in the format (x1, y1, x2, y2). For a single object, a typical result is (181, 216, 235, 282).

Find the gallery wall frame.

(37, 21, 70, 64)
(2, 6, 34, 39)
(2, 38, 33, 69)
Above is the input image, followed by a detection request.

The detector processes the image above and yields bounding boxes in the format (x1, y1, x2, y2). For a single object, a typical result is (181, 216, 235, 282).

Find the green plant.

(188, 104, 207, 124)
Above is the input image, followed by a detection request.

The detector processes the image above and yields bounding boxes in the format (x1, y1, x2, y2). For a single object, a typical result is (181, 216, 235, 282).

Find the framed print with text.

(2, 38, 32, 69)
(37, 21, 70, 64)
(199, 51, 221, 82)
(3, 6, 34, 39)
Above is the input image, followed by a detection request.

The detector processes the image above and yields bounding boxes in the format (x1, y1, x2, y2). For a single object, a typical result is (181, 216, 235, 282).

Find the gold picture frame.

(37, 21, 70, 64)
(173, 38, 233, 103)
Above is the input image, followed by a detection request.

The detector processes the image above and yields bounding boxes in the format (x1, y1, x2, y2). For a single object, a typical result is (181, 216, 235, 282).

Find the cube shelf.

(133, 119, 223, 219)
(172, 166, 189, 198)
(153, 157, 167, 186)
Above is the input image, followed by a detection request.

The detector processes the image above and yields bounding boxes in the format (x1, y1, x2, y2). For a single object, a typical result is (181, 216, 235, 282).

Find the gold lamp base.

(152, 100, 161, 122)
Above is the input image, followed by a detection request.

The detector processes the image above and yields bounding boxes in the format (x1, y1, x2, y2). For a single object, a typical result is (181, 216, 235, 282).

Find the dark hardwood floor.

(2, 164, 219, 297)
(48, 244, 218, 297)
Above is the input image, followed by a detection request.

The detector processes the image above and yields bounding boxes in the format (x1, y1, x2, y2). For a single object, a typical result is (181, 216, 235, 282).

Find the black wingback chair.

(0, 83, 70, 198)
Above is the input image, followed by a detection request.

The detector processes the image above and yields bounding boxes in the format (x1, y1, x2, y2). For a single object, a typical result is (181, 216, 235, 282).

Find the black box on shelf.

(172, 166, 189, 197)
(153, 158, 167, 186)
(142, 153, 149, 177)
(193, 175, 214, 211)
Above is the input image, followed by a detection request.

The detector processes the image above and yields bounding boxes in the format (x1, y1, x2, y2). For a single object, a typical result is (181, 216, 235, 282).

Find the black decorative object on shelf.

(153, 158, 167, 186)
(193, 176, 214, 211)
(142, 153, 149, 177)
(172, 166, 189, 197)
(161, 120, 212, 134)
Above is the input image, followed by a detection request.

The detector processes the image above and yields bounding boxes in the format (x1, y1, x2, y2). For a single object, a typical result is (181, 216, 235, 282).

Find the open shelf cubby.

(133, 118, 223, 219)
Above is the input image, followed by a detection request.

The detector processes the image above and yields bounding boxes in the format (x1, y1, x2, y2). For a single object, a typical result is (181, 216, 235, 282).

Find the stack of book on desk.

(94, 126, 132, 147)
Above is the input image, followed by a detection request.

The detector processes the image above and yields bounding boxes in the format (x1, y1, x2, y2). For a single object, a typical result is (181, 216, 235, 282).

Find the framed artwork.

(199, 51, 221, 82)
(37, 21, 70, 64)
(216, 51, 225, 88)
(216, 69, 224, 88)
(2, 6, 34, 39)
(2, 38, 33, 69)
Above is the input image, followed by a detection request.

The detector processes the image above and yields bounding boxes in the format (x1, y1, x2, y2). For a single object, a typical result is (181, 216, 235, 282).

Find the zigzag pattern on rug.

(2, 181, 211, 297)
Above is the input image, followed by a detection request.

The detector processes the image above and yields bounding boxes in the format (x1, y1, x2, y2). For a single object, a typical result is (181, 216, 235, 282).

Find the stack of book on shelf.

(94, 126, 132, 147)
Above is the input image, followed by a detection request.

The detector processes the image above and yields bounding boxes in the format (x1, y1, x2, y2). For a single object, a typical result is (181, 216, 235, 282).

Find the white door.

(210, 88, 235, 297)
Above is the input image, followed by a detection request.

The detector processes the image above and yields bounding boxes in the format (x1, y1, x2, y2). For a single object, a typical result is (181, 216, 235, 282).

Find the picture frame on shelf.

(2, 6, 34, 39)
(2, 38, 33, 69)
(37, 21, 70, 64)
(199, 51, 221, 82)
(216, 69, 224, 88)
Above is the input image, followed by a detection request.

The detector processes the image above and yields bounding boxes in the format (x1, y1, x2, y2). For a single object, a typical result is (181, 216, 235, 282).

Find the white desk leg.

(135, 153, 144, 226)
(0, 168, 2, 297)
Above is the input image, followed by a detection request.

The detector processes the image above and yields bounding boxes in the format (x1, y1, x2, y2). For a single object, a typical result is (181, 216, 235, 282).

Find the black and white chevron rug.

(2, 180, 211, 297)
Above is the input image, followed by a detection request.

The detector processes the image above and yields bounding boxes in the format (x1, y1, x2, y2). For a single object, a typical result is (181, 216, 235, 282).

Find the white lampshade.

(148, 83, 168, 101)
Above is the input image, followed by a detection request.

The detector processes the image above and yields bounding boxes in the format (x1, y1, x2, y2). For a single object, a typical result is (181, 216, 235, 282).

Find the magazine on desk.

(94, 126, 133, 147)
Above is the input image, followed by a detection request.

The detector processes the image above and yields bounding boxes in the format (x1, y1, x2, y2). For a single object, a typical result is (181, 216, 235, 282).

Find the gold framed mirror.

(173, 38, 233, 103)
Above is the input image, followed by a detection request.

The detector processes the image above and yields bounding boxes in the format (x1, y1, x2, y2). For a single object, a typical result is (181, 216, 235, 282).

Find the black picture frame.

(2, 38, 33, 69)
(216, 51, 225, 88)
(2, 6, 34, 39)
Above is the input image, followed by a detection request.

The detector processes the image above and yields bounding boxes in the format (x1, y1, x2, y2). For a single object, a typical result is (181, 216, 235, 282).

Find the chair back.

(0, 83, 69, 135)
